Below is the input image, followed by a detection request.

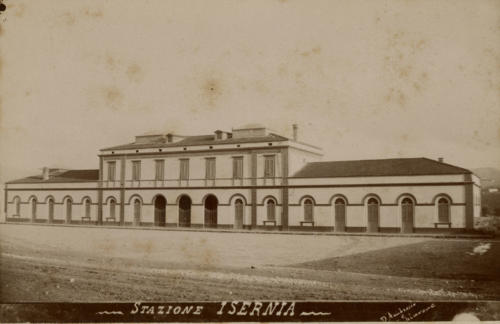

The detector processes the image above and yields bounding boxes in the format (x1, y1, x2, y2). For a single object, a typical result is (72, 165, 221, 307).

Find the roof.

(7, 169, 99, 184)
(291, 158, 471, 178)
(101, 133, 289, 151)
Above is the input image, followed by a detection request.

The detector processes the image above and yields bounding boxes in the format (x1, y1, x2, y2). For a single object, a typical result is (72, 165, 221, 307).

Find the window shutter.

(233, 158, 243, 179)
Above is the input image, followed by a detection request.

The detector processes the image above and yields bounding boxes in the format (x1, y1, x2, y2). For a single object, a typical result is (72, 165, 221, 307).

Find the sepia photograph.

(0, 0, 499, 322)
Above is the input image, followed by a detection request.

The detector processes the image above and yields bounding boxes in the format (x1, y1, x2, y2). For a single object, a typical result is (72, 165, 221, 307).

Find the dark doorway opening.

(367, 198, 379, 233)
(154, 195, 166, 227)
(179, 195, 192, 227)
(204, 195, 218, 228)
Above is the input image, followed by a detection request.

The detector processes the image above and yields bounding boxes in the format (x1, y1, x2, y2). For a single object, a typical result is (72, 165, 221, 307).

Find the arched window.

(85, 199, 91, 219)
(266, 199, 276, 221)
(48, 198, 54, 223)
(14, 197, 20, 216)
(334, 198, 346, 232)
(109, 199, 116, 219)
(31, 198, 37, 221)
(133, 199, 141, 226)
(304, 199, 313, 222)
(66, 199, 72, 223)
(367, 197, 379, 232)
(438, 197, 450, 223)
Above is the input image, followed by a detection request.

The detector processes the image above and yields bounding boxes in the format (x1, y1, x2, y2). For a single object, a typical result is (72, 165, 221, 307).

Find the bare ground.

(1, 224, 499, 301)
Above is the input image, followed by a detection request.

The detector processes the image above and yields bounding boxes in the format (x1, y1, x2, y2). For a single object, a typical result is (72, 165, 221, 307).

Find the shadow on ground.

(291, 240, 500, 281)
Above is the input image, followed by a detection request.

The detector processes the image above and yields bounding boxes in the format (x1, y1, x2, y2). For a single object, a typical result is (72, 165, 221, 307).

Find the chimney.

(438, 157, 444, 163)
(42, 167, 50, 180)
(166, 133, 173, 143)
(292, 124, 298, 141)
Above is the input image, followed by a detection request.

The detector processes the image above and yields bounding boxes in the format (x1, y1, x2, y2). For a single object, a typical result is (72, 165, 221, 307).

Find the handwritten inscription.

(380, 303, 435, 321)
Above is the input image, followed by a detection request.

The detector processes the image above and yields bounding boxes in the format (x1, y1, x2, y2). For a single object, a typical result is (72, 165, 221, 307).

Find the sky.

(1, 0, 499, 193)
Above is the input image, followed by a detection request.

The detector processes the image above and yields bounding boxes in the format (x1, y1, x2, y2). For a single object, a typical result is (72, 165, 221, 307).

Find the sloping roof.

(7, 169, 99, 184)
(291, 158, 471, 178)
(101, 133, 289, 151)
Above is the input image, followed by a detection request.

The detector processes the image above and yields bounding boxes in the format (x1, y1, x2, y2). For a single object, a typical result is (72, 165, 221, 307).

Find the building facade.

(3, 124, 481, 233)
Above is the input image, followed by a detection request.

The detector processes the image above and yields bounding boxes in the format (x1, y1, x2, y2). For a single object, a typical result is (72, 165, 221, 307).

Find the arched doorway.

(31, 198, 37, 222)
(48, 198, 54, 223)
(401, 197, 414, 233)
(154, 195, 166, 227)
(133, 199, 141, 226)
(234, 199, 244, 229)
(266, 199, 276, 221)
(178, 195, 191, 227)
(14, 197, 20, 216)
(367, 197, 379, 233)
(438, 197, 450, 223)
(204, 195, 218, 228)
(334, 198, 346, 232)
(304, 199, 314, 222)
(66, 199, 72, 223)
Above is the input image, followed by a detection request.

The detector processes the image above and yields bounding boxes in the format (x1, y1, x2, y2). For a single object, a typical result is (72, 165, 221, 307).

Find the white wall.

(6, 189, 98, 222)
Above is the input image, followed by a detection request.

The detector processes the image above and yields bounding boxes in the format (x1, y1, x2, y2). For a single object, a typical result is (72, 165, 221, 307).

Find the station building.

(3, 124, 481, 233)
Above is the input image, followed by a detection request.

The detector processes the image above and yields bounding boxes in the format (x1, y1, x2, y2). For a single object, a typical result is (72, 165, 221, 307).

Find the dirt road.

(1, 224, 499, 301)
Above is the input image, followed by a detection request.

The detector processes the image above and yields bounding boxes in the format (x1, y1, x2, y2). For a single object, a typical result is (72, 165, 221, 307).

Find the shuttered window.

(180, 159, 189, 180)
(205, 158, 216, 180)
(155, 160, 165, 180)
(264, 156, 275, 178)
(107, 161, 116, 181)
(132, 161, 141, 181)
(233, 157, 243, 179)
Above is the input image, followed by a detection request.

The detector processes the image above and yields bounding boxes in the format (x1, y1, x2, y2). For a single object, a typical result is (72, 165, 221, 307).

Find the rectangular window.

(107, 161, 116, 181)
(180, 159, 189, 180)
(205, 158, 216, 180)
(233, 157, 243, 179)
(132, 161, 141, 181)
(264, 155, 275, 178)
(155, 160, 165, 181)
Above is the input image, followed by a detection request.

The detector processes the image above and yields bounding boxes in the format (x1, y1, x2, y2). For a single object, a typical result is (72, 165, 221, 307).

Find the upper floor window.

(264, 155, 275, 178)
(180, 159, 189, 180)
(107, 161, 116, 181)
(132, 161, 141, 181)
(233, 157, 243, 179)
(205, 158, 216, 180)
(155, 160, 165, 181)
